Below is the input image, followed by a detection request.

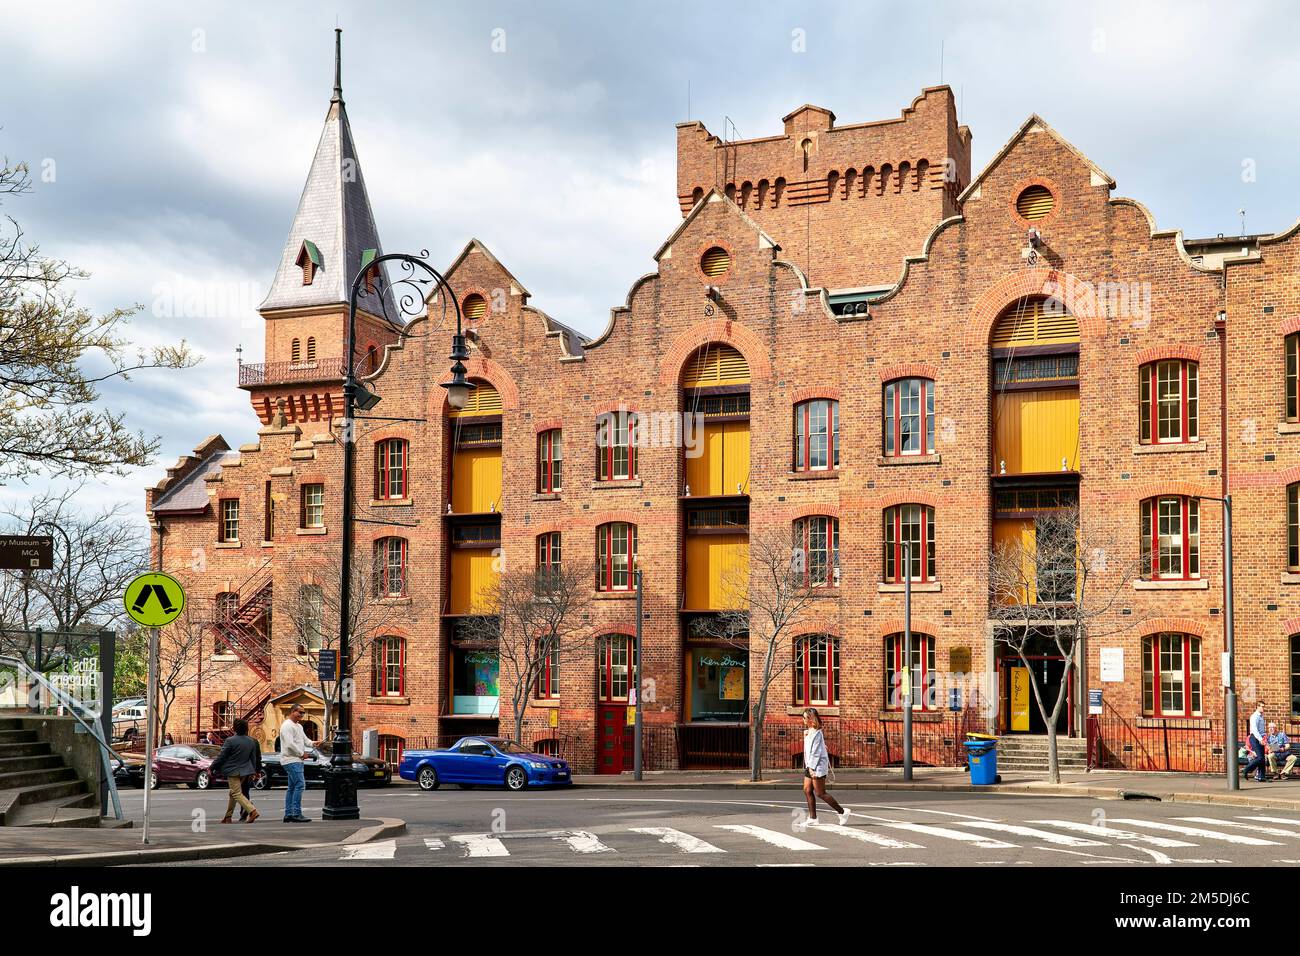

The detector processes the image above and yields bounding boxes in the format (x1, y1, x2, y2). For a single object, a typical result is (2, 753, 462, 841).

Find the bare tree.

(698, 526, 822, 782)
(988, 506, 1145, 783)
(276, 546, 408, 737)
(460, 559, 595, 746)
(155, 591, 236, 743)
(0, 485, 149, 669)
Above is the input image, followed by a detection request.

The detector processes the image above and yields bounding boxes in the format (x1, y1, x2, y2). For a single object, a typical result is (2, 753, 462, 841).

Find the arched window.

(884, 505, 935, 583)
(1141, 496, 1199, 580)
(596, 522, 637, 592)
(306, 337, 317, 362)
(884, 632, 936, 711)
(597, 634, 634, 702)
(596, 412, 638, 481)
(372, 636, 406, 697)
(374, 537, 408, 597)
(794, 635, 839, 707)
(793, 516, 839, 587)
(537, 429, 562, 494)
(801, 138, 812, 172)
(535, 639, 559, 700)
(1290, 484, 1299, 572)
(1142, 633, 1202, 717)
(291, 338, 301, 363)
(883, 378, 934, 456)
(374, 438, 408, 500)
(794, 399, 839, 472)
(1139, 360, 1198, 444)
(298, 584, 324, 654)
(1287, 333, 1298, 422)
(366, 344, 379, 374)
(537, 531, 562, 578)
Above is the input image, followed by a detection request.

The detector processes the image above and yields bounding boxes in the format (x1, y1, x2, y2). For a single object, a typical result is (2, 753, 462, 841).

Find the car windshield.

(489, 739, 531, 755)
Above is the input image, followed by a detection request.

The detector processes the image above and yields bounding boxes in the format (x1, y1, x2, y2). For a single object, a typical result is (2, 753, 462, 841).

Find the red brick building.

(145, 50, 1300, 773)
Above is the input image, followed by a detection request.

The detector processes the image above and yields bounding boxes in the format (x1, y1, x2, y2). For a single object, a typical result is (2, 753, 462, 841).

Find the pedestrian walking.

(1242, 702, 1269, 783)
(279, 704, 314, 823)
(799, 707, 850, 828)
(1266, 722, 1296, 780)
(236, 734, 263, 821)
(209, 719, 260, 824)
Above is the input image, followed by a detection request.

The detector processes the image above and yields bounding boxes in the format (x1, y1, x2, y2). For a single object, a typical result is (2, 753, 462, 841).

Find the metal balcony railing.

(238, 357, 347, 387)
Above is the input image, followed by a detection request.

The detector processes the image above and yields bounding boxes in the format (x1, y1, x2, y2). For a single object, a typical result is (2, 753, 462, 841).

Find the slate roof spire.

(259, 30, 396, 318)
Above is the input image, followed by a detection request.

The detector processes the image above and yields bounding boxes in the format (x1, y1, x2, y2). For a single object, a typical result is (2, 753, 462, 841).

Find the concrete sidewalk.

(568, 767, 1300, 810)
(0, 816, 406, 867)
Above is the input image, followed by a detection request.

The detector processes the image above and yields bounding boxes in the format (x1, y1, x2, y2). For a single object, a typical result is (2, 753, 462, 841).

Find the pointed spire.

(331, 28, 343, 104)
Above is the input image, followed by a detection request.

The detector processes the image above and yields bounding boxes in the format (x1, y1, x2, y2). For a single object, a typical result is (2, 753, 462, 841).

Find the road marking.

(811, 824, 923, 849)
(957, 821, 1106, 847)
(1241, 815, 1300, 827)
(423, 838, 445, 851)
(339, 839, 396, 860)
(1027, 820, 1197, 848)
(558, 830, 615, 854)
(715, 824, 824, 851)
(450, 834, 510, 858)
(630, 827, 725, 853)
(1124, 845, 1173, 865)
(1109, 818, 1281, 846)
(1176, 816, 1300, 838)
(1035, 846, 1145, 863)
(757, 862, 816, 867)
(851, 815, 1017, 849)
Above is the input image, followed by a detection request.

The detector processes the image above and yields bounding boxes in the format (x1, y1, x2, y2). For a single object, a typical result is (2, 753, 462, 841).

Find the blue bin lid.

(963, 740, 995, 752)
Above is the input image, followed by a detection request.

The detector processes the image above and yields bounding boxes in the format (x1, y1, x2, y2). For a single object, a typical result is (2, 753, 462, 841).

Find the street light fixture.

(322, 250, 461, 822)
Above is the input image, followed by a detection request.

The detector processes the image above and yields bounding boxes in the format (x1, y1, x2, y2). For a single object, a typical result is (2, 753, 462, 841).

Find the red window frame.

(883, 378, 935, 457)
(375, 536, 408, 597)
(597, 634, 634, 702)
(884, 633, 935, 711)
(537, 429, 563, 493)
(375, 438, 408, 500)
(596, 412, 638, 481)
(596, 522, 637, 592)
(794, 635, 839, 707)
(535, 640, 559, 700)
(793, 516, 840, 587)
(377, 734, 405, 769)
(1142, 496, 1199, 580)
(1139, 360, 1198, 444)
(1142, 633, 1202, 717)
(372, 636, 406, 697)
(537, 531, 562, 574)
(793, 399, 839, 472)
(883, 505, 936, 583)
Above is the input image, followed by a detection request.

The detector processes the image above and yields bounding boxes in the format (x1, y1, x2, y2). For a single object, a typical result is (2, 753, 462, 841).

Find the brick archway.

(658, 320, 773, 388)
(437, 356, 520, 411)
(965, 269, 1107, 346)
(1139, 617, 1209, 639)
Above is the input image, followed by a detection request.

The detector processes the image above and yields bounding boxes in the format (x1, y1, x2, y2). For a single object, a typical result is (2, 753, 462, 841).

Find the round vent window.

(1016, 185, 1055, 221)
(701, 246, 731, 278)
(462, 293, 487, 321)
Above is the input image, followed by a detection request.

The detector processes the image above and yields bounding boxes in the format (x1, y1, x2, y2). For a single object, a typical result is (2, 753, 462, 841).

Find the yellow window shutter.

(1016, 185, 1055, 221)
(990, 299, 1078, 348)
(701, 247, 731, 277)
(450, 382, 503, 417)
(682, 344, 750, 387)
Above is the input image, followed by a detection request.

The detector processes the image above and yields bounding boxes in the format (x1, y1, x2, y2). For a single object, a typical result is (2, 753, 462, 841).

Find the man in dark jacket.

(236, 735, 263, 822)
(209, 719, 260, 823)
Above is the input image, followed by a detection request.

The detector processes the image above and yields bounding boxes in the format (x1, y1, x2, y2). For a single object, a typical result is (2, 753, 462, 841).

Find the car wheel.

(253, 774, 271, 791)
(505, 766, 528, 792)
(123, 728, 137, 743)
(417, 766, 440, 792)
(149, 774, 160, 790)
(193, 770, 211, 790)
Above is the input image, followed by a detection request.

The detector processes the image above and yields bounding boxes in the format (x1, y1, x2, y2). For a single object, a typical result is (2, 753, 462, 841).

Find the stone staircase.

(0, 717, 101, 828)
(993, 734, 1088, 773)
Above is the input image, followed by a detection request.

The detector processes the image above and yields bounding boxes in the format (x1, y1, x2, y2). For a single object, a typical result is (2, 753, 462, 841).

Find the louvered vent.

(990, 298, 1079, 348)
(463, 293, 488, 321)
(682, 344, 750, 387)
(1016, 185, 1055, 221)
(701, 246, 731, 277)
(450, 381, 503, 417)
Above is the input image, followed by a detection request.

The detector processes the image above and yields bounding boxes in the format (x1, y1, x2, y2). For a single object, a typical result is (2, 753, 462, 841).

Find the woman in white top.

(801, 707, 850, 827)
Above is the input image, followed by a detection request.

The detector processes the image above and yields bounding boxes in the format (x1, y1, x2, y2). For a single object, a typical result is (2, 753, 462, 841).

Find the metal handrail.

(0, 654, 123, 820)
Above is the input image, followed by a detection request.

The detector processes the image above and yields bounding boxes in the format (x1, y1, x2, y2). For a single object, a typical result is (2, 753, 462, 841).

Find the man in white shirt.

(280, 704, 314, 822)
(1242, 702, 1268, 784)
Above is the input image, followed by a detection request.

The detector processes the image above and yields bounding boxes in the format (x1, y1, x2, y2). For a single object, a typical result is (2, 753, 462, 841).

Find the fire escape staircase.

(209, 562, 273, 682)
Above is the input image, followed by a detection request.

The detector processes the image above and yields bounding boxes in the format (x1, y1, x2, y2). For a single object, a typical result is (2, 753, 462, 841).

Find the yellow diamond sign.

(124, 572, 186, 627)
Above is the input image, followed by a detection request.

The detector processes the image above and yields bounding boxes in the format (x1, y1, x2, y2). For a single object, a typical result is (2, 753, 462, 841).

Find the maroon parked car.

(150, 743, 232, 790)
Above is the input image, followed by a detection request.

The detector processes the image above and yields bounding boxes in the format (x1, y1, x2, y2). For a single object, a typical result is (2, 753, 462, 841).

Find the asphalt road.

(119, 784, 1300, 867)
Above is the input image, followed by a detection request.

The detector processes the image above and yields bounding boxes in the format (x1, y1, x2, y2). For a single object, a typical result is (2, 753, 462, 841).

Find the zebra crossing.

(335, 812, 1300, 864)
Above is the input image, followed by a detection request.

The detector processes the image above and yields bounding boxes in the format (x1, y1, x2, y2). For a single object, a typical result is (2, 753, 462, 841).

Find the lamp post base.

(321, 729, 361, 821)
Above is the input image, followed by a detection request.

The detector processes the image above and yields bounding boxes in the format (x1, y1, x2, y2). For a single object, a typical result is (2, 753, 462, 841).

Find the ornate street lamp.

(323, 251, 462, 820)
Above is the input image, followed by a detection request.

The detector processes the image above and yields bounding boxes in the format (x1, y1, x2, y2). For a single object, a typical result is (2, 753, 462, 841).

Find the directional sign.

(0, 535, 54, 570)
(317, 649, 339, 683)
(123, 572, 186, 627)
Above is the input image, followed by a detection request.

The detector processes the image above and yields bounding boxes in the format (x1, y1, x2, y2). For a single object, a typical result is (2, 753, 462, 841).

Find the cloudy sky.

(2, 0, 1298, 524)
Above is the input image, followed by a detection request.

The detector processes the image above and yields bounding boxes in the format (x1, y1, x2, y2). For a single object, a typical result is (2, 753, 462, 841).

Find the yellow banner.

(1010, 666, 1030, 732)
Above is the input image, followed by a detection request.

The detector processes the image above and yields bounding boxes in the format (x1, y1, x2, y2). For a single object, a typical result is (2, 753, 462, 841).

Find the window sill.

(532, 698, 561, 708)
(1278, 422, 1300, 435)
(260, 541, 275, 549)
(214, 541, 241, 549)
(376, 596, 413, 605)
(877, 453, 942, 466)
(1132, 441, 1206, 455)
(786, 706, 839, 716)
(1281, 573, 1300, 585)
(366, 696, 410, 706)
(878, 710, 945, 723)
(371, 498, 413, 508)
(210, 654, 239, 663)
(1133, 579, 1209, 590)
(593, 591, 637, 600)
(533, 492, 561, 501)
(592, 479, 642, 490)
(296, 526, 328, 536)
(787, 470, 840, 481)
(878, 581, 942, 593)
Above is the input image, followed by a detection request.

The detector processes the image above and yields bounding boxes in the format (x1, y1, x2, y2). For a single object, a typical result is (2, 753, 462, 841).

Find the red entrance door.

(597, 704, 630, 774)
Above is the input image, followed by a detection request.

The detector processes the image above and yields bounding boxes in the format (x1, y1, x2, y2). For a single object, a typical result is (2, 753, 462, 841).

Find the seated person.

(1266, 723, 1297, 779)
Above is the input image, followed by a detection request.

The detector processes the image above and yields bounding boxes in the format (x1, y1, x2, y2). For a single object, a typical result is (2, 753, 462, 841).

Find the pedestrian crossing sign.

(124, 572, 186, 627)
